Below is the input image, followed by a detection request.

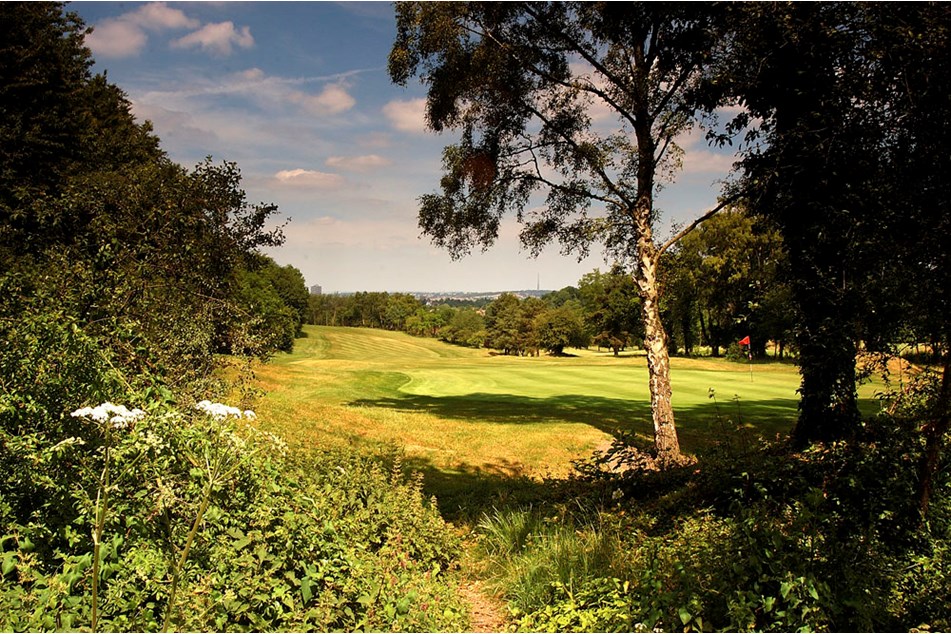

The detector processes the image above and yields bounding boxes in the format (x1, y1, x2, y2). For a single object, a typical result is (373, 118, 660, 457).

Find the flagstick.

(749, 352, 753, 383)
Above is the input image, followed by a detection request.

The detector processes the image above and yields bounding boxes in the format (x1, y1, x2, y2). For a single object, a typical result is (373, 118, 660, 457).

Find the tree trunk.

(634, 228, 683, 465)
(789, 271, 861, 447)
(918, 353, 951, 520)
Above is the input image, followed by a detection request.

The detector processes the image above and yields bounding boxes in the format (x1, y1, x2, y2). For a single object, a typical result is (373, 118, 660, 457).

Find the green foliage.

(662, 209, 792, 358)
(533, 302, 590, 356)
(478, 402, 951, 632)
(0, 402, 466, 632)
(439, 308, 486, 348)
(715, 3, 951, 443)
(233, 256, 309, 354)
(578, 267, 642, 356)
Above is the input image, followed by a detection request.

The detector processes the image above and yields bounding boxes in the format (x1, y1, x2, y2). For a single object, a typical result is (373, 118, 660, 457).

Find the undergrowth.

(0, 403, 467, 631)
(0, 311, 467, 632)
(475, 392, 951, 632)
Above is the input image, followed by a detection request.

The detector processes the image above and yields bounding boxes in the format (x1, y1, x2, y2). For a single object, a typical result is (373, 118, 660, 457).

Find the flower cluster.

(71, 402, 146, 430)
(194, 400, 256, 421)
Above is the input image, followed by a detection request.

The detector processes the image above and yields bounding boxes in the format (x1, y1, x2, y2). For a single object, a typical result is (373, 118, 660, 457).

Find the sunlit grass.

(254, 326, 881, 517)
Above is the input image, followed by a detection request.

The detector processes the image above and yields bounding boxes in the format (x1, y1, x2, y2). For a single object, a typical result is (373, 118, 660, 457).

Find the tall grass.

(477, 507, 630, 616)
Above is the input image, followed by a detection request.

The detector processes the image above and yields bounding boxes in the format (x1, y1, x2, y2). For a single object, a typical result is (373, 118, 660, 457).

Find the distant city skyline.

(72, 2, 739, 294)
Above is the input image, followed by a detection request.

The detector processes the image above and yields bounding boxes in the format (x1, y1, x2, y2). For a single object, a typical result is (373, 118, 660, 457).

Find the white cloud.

(291, 83, 356, 116)
(383, 98, 429, 134)
(86, 19, 148, 58)
(681, 149, 737, 175)
(325, 154, 391, 171)
(676, 126, 739, 176)
(172, 21, 255, 56)
(274, 169, 344, 189)
(85, 2, 199, 58)
(133, 3, 199, 31)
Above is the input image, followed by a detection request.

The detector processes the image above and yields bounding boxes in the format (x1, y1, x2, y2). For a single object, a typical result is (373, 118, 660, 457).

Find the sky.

(70, 1, 739, 294)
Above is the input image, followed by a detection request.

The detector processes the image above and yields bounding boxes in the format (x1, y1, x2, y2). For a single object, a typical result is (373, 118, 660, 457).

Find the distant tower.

(537, 273, 540, 291)
(310, 284, 322, 296)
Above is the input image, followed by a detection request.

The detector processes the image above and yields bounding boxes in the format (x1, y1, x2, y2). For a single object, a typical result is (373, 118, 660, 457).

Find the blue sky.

(71, 1, 737, 293)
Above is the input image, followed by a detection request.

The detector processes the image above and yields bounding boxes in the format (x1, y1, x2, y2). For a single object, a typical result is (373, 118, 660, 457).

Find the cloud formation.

(383, 98, 429, 134)
(172, 21, 255, 56)
(274, 169, 344, 189)
(291, 83, 356, 116)
(86, 19, 149, 58)
(86, 2, 199, 58)
(325, 154, 391, 171)
(85, 3, 253, 59)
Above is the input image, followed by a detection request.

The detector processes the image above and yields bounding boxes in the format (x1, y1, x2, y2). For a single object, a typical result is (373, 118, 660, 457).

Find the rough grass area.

(254, 326, 880, 520)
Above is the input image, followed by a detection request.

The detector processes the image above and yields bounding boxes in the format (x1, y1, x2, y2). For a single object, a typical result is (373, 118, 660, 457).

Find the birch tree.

(389, 2, 731, 465)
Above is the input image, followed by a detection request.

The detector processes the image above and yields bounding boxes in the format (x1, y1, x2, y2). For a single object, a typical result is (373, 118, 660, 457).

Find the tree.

(390, 2, 734, 464)
(1, 2, 288, 389)
(856, 4, 951, 517)
(664, 208, 791, 358)
(440, 308, 486, 348)
(578, 267, 642, 356)
(534, 302, 589, 355)
(235, 255, 309, 350)
(484, 293, 527, 355)
(383, 293, 424, 331)
(715, 3, 950, 448)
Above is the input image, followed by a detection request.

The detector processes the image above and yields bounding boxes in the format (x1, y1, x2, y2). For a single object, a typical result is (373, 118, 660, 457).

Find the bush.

(0, 401, 466, 632)
(478, 408, 951, 632)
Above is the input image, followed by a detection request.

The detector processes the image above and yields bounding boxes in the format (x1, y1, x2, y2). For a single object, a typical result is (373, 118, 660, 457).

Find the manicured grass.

(254, 326, 881, 518)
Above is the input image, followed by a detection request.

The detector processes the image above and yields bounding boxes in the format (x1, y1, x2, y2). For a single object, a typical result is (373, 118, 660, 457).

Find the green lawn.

(254, 325, 881, 518)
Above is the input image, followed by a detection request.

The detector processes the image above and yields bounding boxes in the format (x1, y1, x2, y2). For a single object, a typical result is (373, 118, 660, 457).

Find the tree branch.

(655, 191, 744, 262)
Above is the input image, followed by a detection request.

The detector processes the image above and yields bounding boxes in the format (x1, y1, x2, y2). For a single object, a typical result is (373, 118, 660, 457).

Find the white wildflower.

(194, 400, 241, 420)
(71, 403, 145, 429)
(141, 430, 166, 452)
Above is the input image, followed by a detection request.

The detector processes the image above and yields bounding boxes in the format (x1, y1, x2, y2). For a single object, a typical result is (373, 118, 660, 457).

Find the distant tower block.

(310, 284, 322, 295)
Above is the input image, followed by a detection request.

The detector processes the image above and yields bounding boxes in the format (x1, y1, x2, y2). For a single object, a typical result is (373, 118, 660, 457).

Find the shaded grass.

(254, 326, 881, 517)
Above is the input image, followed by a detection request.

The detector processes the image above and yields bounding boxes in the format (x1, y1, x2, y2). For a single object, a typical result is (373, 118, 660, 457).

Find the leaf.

(678, 606, 692, 625)
(301, 577, 313, 604)
(1, 555, 15, 576)
(780, 580, 793, 599)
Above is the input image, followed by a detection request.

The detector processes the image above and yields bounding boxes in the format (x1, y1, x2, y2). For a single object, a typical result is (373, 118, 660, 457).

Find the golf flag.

(738, 335, 751, 346)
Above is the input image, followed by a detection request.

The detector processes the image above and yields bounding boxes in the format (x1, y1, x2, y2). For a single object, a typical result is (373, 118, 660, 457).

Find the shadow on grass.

(402, 455, 554, 524)
(349, 391, 812, 448)
(353, 391, 882, 523)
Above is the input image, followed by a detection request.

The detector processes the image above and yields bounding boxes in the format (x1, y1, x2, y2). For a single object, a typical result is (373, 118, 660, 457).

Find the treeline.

(309, 207, 795, 359)
(1, 2, 308, 401)
(308, 282, 611, 356)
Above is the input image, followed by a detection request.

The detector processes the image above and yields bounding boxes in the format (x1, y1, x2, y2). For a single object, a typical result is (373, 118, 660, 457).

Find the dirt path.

(458, 577, 508, 633)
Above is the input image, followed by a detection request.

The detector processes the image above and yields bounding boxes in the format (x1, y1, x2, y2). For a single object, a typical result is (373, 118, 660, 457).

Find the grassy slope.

(254, 326, 880, 517)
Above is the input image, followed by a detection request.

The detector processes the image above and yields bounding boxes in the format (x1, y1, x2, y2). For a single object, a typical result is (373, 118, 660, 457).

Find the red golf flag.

(738, 335, 751, 346)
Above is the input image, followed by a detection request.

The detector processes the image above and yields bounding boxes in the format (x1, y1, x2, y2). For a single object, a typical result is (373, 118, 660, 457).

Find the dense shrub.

(0, 401, 466, 632)
(479, 407, 951, 632)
